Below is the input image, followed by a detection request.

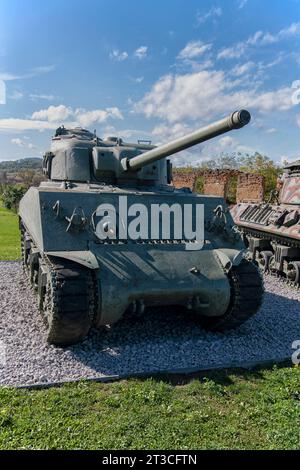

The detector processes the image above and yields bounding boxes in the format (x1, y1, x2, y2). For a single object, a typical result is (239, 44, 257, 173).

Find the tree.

(2, 185, 26, 211)
(239, 152, 282, 200)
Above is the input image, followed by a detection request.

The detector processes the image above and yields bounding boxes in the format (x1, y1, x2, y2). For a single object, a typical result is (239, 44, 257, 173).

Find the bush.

(2, 185, 26, 211)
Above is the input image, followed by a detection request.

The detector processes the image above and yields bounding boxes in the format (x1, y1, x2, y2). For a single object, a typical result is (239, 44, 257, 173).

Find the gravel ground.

(0, 261, 299, 387)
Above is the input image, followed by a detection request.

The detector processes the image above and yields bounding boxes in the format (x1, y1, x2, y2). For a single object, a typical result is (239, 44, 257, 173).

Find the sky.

(1, 0, 300, 166)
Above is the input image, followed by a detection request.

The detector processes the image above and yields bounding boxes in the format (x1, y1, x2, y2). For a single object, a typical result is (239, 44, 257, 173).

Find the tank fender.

(214, 248, 246, 272)
(44, 250, 99, 270)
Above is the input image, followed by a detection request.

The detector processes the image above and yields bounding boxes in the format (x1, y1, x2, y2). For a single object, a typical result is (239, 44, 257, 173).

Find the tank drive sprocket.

(197, 259, 264, 331)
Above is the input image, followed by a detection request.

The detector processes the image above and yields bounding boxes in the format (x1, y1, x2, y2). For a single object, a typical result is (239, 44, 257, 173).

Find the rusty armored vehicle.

(232, 159, 300, 285)
(19, 109, 264, 346)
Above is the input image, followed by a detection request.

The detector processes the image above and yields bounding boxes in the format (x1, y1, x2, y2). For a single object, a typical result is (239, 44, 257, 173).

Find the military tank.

(232, 159, 300, 286)
(19, 109, 264, 345)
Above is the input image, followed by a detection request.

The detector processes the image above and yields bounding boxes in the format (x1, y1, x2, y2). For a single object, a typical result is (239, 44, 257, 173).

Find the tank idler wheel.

(257, 250, 273, 273)
(41, 258, 96, 346)
(286, 261, 300, 286)
(198, 259, 264, 332)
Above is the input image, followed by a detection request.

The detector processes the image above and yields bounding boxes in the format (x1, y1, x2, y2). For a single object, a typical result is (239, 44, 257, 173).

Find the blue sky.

(1, 0, 300, 165)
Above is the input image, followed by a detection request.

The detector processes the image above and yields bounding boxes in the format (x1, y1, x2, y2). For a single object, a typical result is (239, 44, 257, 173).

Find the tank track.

(198, 259, 264, 331)
(41, 257, 96, 345)
(239, 227, 300, 288)
(20, 226, 97, 345)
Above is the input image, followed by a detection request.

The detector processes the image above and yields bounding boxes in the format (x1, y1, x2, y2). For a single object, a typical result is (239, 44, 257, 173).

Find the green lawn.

(0, 366, 299, 450)
(0, 204, 299, 450)
(0, 206, 20, 260)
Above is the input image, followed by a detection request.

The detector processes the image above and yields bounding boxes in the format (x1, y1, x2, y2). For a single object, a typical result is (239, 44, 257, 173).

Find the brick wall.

(202, 170, 234, 198)
(236, 173, 265, 203)
(172, 171, 197, 191)
(172, 168, 265, 202)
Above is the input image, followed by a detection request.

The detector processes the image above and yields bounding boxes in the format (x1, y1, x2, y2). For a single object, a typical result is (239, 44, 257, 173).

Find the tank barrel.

(121, 109, 251, 172)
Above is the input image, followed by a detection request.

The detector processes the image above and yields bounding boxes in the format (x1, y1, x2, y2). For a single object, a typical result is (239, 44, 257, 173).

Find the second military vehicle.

(19, 109, 264, 345)
(232, 159, 300, 285)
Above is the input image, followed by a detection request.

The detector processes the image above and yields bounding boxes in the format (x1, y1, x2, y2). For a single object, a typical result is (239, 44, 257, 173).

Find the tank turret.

(43, 110, 251, 187)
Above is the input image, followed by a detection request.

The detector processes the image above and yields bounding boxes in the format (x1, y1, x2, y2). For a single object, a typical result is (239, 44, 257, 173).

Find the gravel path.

(0, 261, 299, 387)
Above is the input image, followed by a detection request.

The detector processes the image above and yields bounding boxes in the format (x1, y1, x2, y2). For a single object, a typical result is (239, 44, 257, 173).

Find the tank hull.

(19, 183, 263, 344)
(232, 201, 300, 284)
(19, 185, 237, 324)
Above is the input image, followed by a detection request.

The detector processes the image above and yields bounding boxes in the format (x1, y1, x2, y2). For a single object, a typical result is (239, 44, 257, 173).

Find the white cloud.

(129, 76, 144, 83)
(218, 22, 300, 60)
(177, 41, 212, 60)
(9, 90, 23, 100)
(196, 6, 222, 25)
(231, 61, 255, 76)
(29, 94, 56, 101)
(134, 46, 148, 59)
(109, 49, 128, 61)
(218, 136, 235, 147)
(74, 107, 123, 127)
(0, 119, 58, 132)
(217, 22, 300, 59)
(237, 0, 248, 9)
(11, 137, 37, 149)
(250, 87, 294, 112)
(217, 42, 247, 60)
(1, 103, 123, 133)
(32, 104, 72, 122)
(152, 122, 192, 143)
(0, 72, 23, 81)
(0, 65, 56, 82)
(134, 70, 297, 123)
(248, 22, 300, 45)
(30, 65, 56, 74)
(11, 138, 25, 147)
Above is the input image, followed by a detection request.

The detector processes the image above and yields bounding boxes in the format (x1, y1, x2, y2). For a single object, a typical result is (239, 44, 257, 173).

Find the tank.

(19, 109, 264, 346)
(232, 159, 300, 285)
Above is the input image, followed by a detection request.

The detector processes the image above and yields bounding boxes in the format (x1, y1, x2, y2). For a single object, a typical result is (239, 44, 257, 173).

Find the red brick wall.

(172, 168, 265, 202)
(202, 170, 233, 198)
(172, 172, 197, 191)
(236, 173, 265, 203)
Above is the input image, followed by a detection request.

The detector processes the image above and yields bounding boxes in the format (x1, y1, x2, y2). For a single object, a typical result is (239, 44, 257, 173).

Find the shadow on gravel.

(68, 290, 298, 379)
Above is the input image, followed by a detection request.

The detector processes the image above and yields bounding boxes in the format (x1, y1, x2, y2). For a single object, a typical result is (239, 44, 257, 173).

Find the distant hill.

(0, 157, 43, 172)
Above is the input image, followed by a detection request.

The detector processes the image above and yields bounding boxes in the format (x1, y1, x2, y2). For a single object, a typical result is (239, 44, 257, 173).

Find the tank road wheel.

(199, 259, 264, 332)
(257, 250, 273, 273)
(268, 255, 277, 276)
(41, 258, 96, 346)
(286, 261, 300, 286)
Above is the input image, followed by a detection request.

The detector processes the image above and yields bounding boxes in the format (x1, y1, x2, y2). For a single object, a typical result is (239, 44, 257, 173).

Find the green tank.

(19, 110, 264, 345)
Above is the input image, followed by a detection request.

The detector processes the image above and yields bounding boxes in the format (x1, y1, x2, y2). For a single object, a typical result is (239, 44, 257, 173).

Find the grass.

(0, 366, 299, 450)
(0, 203, 299, 449)
(0, 205, 20, 260)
